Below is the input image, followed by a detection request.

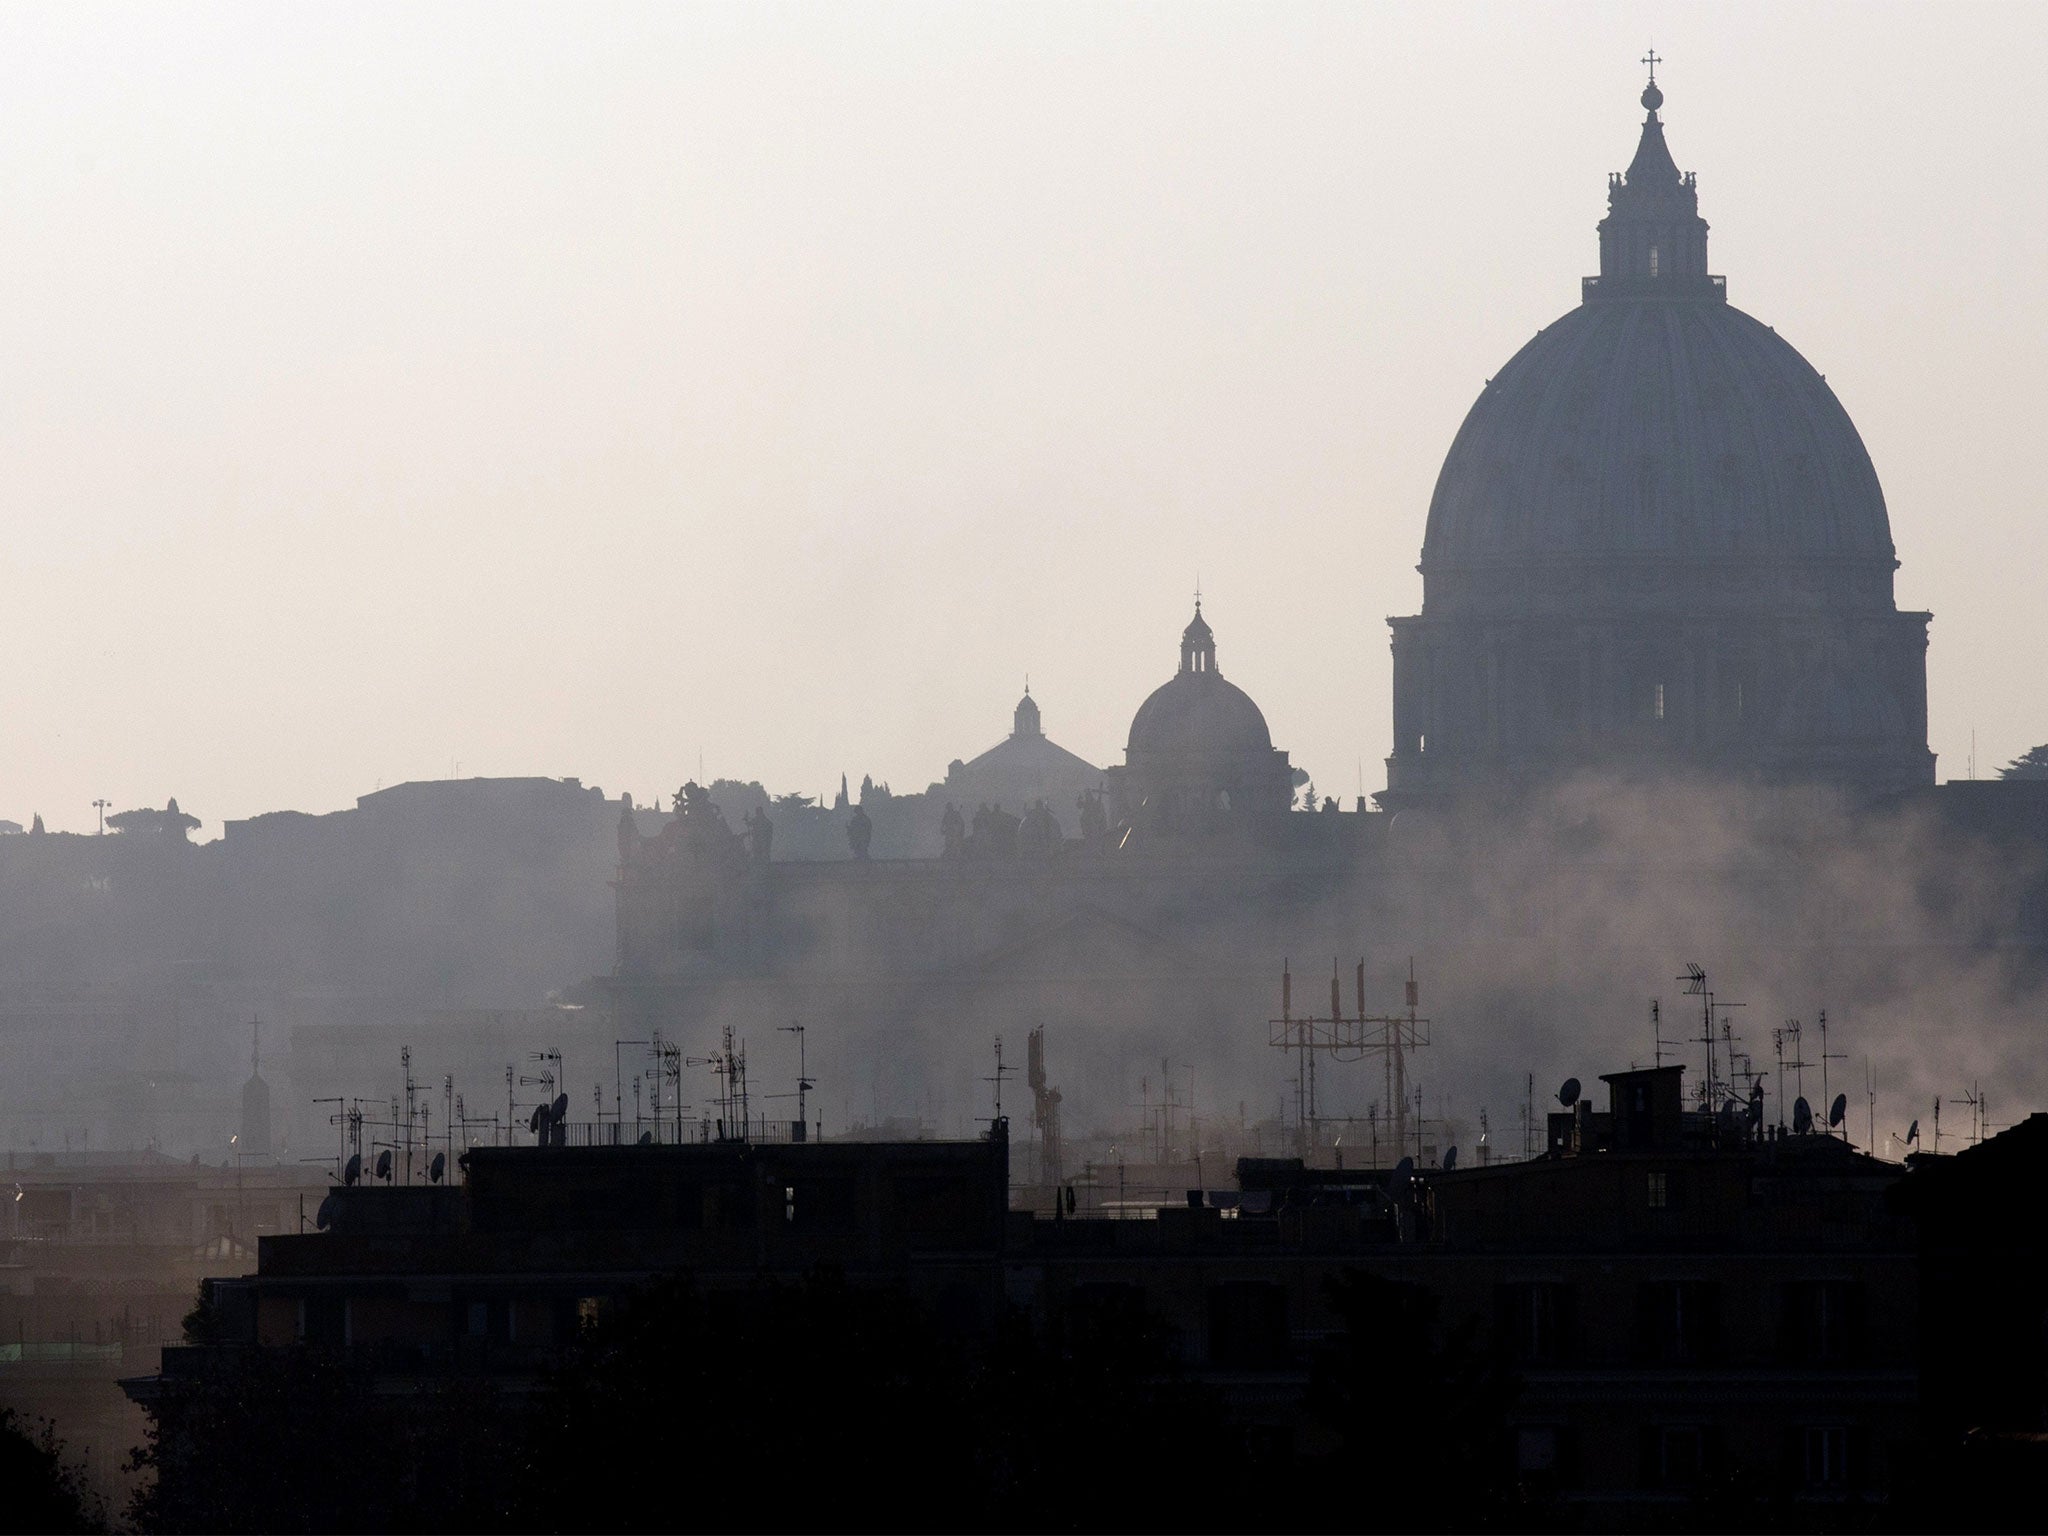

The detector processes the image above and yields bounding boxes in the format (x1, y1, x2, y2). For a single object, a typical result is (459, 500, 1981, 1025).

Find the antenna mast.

(1817, 1011, 1847, 1140)
(986, 1036, 1011, 1127)
(1265, 956, 1431, 1164)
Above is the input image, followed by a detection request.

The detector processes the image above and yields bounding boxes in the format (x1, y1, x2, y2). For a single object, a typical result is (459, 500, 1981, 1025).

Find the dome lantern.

(1180, 600, 1217, 676)
(1013, 682, 1041, 739)
(1590, 62, 1718, 300)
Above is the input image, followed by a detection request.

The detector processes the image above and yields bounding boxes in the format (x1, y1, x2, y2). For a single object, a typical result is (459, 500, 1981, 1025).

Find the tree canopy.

(2000, 744, 2048, 781)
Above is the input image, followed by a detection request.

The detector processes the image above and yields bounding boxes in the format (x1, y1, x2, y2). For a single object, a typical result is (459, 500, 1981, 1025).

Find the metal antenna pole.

(1818, 1011, 1847, 1139)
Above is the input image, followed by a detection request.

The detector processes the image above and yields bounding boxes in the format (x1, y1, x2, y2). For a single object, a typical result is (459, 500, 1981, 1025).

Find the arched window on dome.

(1648, 243, 1661, 277)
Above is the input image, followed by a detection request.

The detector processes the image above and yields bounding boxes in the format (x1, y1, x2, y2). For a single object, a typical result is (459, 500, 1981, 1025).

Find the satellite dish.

(1906, 1118, 1920, 1145)
(551, 1093, 570, 1121)
(1558, 1078, 1581, 1109)
(429, 1152, 446, 1184)
(1829, 1093, 1848, 1129)
(1792, 1096, 1813, 1135)
(528, 1104, 546, 1134)
(343, 1152, 361, 1187)
(314, 1192, 337, 1230)
(1746, 1093, 1765, 1129)
(374, 1148, 393, 1181)
(1441, 1146, 1458, 1171)
(637, 1130, 654, 1146)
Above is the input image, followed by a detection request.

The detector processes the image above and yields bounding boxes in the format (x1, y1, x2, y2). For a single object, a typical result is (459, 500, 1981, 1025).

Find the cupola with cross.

(1180, 599, 1217, 676)
(1592, 51, 1719, 297)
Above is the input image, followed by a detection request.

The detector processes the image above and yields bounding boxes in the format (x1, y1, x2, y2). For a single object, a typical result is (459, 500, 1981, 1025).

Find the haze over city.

(5, 6, 2048, 1529)
(4, 2, 2043, 832)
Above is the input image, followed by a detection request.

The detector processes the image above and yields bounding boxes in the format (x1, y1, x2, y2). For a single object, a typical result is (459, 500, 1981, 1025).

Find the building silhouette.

(1384, 73, 1934, 806)
(1108, 601, 1296, 843)
(934, 684, 1105, 827)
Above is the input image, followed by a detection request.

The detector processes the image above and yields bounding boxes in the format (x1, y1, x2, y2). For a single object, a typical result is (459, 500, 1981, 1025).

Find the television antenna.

(985, 1036, 1011, 1127)
(1027, 1024, 1064, 1188)
(782, 1022, 813, 1135)
(1677, 964, 1744, 1112)
(520, 1049, 563, 1144)
(313, 1097, 348, 1182)
(765, 1022, 817, 1141)
(687, 1026, 748, 1140)
(1950, 1081, 1985, 1146)
(1773, 1020, 1809, 1133)
(612, 1038, 649, 1132)
(1268, 956, 1430, 1157)
(1816, 1011, 1848, 1140)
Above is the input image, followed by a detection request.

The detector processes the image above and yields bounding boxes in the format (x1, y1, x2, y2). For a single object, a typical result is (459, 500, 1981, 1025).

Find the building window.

(1646, 1169, 1685, 1210)
(1497, 1283, 1576, 1363)
(1805, 1425, 1850, 1488)
(1640, 1424, 1716, 1489)
(1779, 1281, 1868, 1364)
(1654, 682, 1666, 721)
(1636, 1281, 1720, 1364)
(1649, 244, 1661, 276)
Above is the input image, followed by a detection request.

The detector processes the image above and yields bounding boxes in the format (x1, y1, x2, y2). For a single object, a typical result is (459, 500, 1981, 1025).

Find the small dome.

(1013, 688, 1041, 738)
(1128, 671, 1274, 759)
(1128, 601, 1273, 758)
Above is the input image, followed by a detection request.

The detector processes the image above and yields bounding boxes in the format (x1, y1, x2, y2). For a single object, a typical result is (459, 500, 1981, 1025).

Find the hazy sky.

(4, 2, 2043, 833)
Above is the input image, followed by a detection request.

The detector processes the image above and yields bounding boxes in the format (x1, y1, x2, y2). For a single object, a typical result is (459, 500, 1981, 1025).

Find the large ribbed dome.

(1381, 70, 1934, 807)
(1423, 300, 1896, 574)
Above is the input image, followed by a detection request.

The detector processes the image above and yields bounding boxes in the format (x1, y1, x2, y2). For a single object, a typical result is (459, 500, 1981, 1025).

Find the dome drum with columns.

(1382, 73, 1933, 806)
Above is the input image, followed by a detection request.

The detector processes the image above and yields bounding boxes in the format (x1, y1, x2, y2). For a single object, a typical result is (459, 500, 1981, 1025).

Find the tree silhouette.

(2000, 744, 2048, 781)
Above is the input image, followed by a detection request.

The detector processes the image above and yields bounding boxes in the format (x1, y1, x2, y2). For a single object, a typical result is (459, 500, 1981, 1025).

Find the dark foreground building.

(127, 1058, 2047, 1530)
